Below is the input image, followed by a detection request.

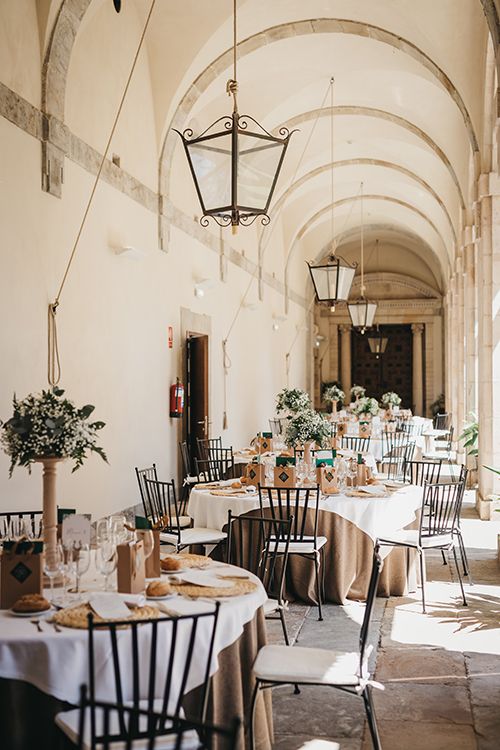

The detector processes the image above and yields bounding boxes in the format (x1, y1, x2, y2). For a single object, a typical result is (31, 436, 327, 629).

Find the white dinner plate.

(146, 593, 177, 601)
(161, 567, 186, 575)
(9, 607, 53, 617)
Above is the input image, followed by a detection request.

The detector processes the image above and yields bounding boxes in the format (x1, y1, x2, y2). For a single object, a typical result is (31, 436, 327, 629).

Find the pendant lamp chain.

(360, 180, 365, 297)
(46, 0, 157, 386)
(226, 0, 238, 114)
(330, 77, 335, 255)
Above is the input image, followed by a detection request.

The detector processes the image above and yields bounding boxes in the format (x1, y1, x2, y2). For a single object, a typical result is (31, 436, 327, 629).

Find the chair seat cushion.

(160, 527, 226, 547)
(263, 598, 282, 615)
(253, 645, 361, 686)
(280, 536, 328, 554)
(55, 702, 199, 750)
(378, 529, 453, 549)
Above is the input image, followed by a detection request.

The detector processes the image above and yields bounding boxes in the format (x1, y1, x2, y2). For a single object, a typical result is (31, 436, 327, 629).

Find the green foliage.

(352, 396, 380, 417)
(350, 385, 366, 400)
(1, 387, 108, 477)
(276, 388, 311, 415)
(284, 409, 331, 449)
(430, 393, 445, 417)
(323, 384, 345, 405)
(459, 414, 478, 457)
(381, 391, 402, 407)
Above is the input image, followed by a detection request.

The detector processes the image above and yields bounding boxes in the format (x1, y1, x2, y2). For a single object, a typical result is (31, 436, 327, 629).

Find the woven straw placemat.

(52, 603, 160, 629)
(169, 576, 257, 598)
(160, 553, 211, 571)
(210, 489, 257, 497)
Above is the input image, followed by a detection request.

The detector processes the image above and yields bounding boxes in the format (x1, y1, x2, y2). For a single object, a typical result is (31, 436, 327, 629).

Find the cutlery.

(52, 620, 62, 633)
(30, 618, 43, 632)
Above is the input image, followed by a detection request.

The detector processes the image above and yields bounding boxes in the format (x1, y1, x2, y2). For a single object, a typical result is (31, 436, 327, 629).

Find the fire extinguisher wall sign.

(169, 378, 184, 418)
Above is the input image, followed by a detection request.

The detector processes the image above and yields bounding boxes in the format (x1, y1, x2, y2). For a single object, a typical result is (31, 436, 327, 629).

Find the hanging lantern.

(347, 181, 377, 332)
(308, 255, 356, 307)
(368, 327, 389, 359)
(174, 2, 294, 230)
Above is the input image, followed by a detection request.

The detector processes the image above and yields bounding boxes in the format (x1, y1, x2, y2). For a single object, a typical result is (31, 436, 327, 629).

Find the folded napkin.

(89, 593, 132, 619)
(346, 486, 387, 498)
(210, 488, 258, 497)
(170, 570, 234, 588)
(323, 487, 340, 495)
(156, 599, 217, 616)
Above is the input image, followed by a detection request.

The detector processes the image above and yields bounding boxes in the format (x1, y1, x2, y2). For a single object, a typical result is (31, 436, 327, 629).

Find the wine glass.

(335, 458, 348, 492)
(44, 543, 64, 603)
(296, 458, 307, 486)
(69, 542, 91, 594)
(138, 529, 154, 562)
(96, 541, 117, 591)
(347, 459, 358, 487)
(110, 514, 130, 545)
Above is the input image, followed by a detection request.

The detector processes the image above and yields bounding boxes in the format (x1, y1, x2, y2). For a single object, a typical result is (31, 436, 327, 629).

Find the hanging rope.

(47, 0, 157, 386)
(360, 181, 365, 296)
(330, 77, 335, 254)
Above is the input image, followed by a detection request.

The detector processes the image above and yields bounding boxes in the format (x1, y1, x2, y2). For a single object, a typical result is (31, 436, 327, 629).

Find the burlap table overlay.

(244, 507, 417, 604)
(0, 607, 272, 750)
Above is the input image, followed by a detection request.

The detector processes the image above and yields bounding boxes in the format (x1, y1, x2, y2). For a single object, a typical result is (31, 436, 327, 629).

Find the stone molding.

(350, 272, 441, 300)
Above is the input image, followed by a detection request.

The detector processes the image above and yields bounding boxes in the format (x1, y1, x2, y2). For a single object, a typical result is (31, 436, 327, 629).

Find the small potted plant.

(381, 391, 402, 415)
(323, 384, 345, 414)
(276, 387, 312, 416)
(350, 385, 366, 403)
(1, 387, 107, 554)
(352, 396, 380, 420)
(284, 408, 331, 466)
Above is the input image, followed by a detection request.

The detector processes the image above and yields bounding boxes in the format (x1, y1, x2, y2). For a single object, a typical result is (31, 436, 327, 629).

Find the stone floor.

(264, 491, 500, 750)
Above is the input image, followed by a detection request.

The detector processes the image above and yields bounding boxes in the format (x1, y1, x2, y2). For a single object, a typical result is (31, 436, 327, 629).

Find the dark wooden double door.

(351, 324, 413, 408)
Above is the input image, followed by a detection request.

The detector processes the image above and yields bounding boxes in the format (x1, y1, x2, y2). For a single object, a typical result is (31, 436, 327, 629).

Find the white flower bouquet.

(352, 396, 380, 417)
(350, 385, 366, 401)
(323, 385, 345, 404)
(381, 391, 402, 408)
(276, 387, 311, 415)
(1, 387, 107, 476)
(284, 409, 332, 448)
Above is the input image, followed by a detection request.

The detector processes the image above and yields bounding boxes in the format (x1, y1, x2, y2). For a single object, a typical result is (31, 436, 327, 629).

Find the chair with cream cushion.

(144, 477, 226, 552)
(377, 472, 468, 613)
(136, 464, 191, 529)
(56, 606, 222, 750)
(259, 485, 327, 621)
(249, 548, 384, 750)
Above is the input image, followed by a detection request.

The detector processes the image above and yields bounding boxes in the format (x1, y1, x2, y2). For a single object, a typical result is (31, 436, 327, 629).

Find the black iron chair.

(378, 475, 469, 613)
(144, 478, 226, 551)
(56, 606, 222, 748)
(226, 511, 293, 644)
(206, 446, 235, 480)
(433, 412, 452, 431)
(402, 458, 443, 486)
(341, 435, 371, 453)
(193, 457, 223, 484)
(451, 465, 473, 583)
(179, 441, 199, 502)
(136, 465, 190, 527)
(249, 547, 384, 750)
(196, 437, 222, 461)
(379, 431, 415, 481)
(0, 509, 43, 539)
(73, 685, 241, 750)
(258, 485, 326, 621)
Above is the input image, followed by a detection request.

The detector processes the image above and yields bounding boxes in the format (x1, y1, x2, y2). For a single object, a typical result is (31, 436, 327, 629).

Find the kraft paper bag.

(246, 462, 266, 487)
(336, 422, 347, 437)
(255, 434, 273, 452)
(0, 541, 43, 609)
(359, 421, 372, 437)
(117, 540, 145, 594)
(135, 518, 161, 579)
(273, 465, 297, 488)
(316, 465, 337, 494)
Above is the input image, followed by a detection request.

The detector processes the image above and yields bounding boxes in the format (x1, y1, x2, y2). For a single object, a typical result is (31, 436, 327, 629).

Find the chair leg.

(452, 546, 468, 607)
(314, 551, 323, 621)
(441, 550, 448, 566)
(456, 529, 473, 583)
(249, 681, 260, 750)
(279, 607, 290, 646)
(418, 549, 426, 614)
(362, 685, 382, 750)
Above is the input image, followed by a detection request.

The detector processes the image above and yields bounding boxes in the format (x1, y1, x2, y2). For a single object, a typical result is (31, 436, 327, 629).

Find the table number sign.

(62, 514, 91, 547)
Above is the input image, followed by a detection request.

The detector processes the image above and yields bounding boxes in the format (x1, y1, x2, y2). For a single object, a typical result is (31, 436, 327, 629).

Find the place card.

(89, 593, 131, 620)
(62, 514, 91, 546)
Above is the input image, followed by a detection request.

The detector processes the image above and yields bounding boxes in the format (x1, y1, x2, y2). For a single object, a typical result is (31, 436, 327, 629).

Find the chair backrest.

(341, 435, 371, 453)
(434, 412, 452, 431)
(359, 546, 383, 674)
(398, 420, 423, 437)
(143, 478, 180, 539)
(194, 457, 223, 484)
(179, 441, 193, 478)
(76, 685, 240, 750)
(0, 510, 43, 540)
(196, 436, 222, 461)
(207, 446, 234, 479)
(86, 606, 220, 745)
(258, 486, 321, 543)
(403, 459, 442, 486)
(135, 465, 158, 515)
(419, 472, 468, 539)
(381, 431, 413, 480)
(226, 512, 292, 605)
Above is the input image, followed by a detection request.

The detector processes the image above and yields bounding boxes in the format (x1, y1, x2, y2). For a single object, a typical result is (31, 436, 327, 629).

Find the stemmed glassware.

(95, 519, 118, 591)
(335, 457, 348, 492)
(43, 543, 64, 604)
(68, 542, 91, 594)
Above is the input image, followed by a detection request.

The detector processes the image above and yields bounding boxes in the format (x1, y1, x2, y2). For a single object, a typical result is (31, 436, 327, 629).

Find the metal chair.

(73, 685, 241, 750)
(451, 465, 473, 583)
(341, 435, 371, 453)
(258, 485, 326, 621)
(249, 547, 384, 750)
(226, 511, 293, 644)
(424, 427, 456, 462)
(196, 436, 222, 461)
(378, 475, 469, 613)
(403, 458, 442, 486)
(144, 478, 226, 551)
(0, 509, 43, 539)
(194, 457, 223, 484)
(207, 446, 235, 480)
(136, 465, 190, 528)
(56, 606, 222, 748)
(379, 431, 415, 481)
(179, 441, 199, 502)
(433, 412, 452, 431)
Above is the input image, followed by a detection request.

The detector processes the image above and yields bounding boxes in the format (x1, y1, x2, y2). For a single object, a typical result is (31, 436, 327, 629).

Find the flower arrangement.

(352, 396, 380, 417)
(1, 387, 107, 477)
(284, 409, 331, 449)
(350, 385, 366, 401)
(323, 385, 345, 405)
(381, 391, 402, 408)
(276, 387, 311, 415)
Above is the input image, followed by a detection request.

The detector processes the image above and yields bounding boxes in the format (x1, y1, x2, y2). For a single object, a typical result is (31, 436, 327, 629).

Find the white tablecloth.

(188, 483, 423, 551)
(0, 563, 266, 706)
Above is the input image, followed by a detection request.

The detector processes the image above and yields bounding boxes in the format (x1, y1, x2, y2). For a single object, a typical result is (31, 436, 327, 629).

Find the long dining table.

(188, 480, 421, 604)
(0, 561, 272, 750)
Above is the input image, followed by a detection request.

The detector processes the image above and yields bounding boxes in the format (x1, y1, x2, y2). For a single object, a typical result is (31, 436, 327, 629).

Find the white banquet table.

(188, 482, 422, 604)
(0, 563, 272, 750)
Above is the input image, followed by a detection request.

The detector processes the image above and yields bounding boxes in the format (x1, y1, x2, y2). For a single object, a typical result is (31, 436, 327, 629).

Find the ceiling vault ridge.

(350, 271, 442, 299)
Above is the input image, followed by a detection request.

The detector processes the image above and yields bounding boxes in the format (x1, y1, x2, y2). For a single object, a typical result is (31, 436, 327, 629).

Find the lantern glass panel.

(187, 133, 231, 212)
(348, 300, 377, 329)
(310, 263, 355, 302)
(238, 132, 286, 211)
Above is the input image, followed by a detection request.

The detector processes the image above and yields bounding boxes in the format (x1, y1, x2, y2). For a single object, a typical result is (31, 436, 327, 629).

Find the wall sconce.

(194, 279, 215, 298)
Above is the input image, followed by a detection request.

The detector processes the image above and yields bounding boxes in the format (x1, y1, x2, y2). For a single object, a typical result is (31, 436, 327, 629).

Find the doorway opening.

(351, 324, 413, 407)
(186, 333, 209, 461)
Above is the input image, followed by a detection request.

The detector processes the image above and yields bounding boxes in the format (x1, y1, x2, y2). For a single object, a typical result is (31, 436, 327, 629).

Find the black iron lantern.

(308, 254, 356, 307)
(347, 181, 377, 332)
(174, 2, 294, 230)
(368, 327, 389, 359)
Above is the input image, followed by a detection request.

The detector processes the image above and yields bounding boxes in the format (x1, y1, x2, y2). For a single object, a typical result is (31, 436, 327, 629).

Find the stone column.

(339, 324, 352, 396)
(477, 173, 500, 499)
(464, 236, 477, 419)
(455, 257, 466, 459)
(328, 322, 339, 383)
(411, 323, 424, 416)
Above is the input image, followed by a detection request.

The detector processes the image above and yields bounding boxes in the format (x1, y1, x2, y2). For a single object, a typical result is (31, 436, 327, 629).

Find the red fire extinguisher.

(169, 378, 184, 418)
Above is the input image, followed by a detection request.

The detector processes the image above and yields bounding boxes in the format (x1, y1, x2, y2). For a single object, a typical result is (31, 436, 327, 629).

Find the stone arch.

(349, 272, 442, 299)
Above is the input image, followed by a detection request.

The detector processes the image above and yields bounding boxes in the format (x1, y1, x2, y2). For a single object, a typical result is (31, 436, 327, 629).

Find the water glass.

(96, 542, 117, 591)
(43, 543, 64, 603)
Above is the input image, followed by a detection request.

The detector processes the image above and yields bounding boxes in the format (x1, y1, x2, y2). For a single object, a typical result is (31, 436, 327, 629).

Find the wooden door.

(187, 334, 209, 460)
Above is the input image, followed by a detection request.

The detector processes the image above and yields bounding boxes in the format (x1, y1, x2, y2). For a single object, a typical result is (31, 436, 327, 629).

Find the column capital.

(411, 323, 424, 335)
